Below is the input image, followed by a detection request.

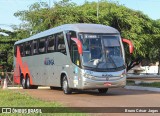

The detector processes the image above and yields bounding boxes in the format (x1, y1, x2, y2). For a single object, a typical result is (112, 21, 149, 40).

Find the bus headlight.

(84, 74, 93, 79)
(120, 71, 126, 78)
(82, 73, 94, 79)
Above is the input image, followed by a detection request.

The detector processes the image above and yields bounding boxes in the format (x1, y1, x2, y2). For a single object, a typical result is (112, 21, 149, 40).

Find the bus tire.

(26, 75, 31, 89)
(21, 75, 27, 89)
(98, 88, 108, 93)
(62, 76, 72, 94)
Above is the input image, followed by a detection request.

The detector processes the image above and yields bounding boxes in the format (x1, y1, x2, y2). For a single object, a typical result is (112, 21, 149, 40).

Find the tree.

(12, 0, 160, 65)
(0, 28, 30, 71)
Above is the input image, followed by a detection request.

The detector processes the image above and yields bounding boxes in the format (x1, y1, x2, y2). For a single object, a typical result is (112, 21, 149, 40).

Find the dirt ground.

(12, 87, 160, 116)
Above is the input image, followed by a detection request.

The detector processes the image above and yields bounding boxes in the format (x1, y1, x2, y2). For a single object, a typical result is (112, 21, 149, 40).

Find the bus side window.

(38, 38, 46, 54)
(57, 32, 66, 55)
(47, 35, 55, 53)
(66, 31, 77, 47)
(71, 41, 81, 67)
(32, 40, 38, 55)
(25, 41, 31, 56)
(14, 46, 17, 57)
(20, 44, 24, 57)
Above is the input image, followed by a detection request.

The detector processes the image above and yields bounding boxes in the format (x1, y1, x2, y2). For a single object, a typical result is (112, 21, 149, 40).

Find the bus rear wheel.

(62, 76, 72, 94)
(21, 75, 27, 89)
(98, 88, 108, 93)
(26, 75, 31, 89)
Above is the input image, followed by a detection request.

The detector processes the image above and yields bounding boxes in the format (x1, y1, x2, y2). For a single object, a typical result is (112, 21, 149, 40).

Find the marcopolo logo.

(102, 74, 113, 78)
(102, 74, 113, 81)
(44, 58, 54, 65)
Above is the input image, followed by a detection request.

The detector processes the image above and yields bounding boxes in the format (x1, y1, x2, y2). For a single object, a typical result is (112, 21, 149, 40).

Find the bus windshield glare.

(79, 34, 125, 71)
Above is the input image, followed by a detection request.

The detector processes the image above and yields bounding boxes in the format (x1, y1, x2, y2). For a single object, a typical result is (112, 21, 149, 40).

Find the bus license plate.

(104, 83, 111, 86)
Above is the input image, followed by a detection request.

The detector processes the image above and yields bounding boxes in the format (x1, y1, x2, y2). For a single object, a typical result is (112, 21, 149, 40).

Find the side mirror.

(122, 38, 134, 54)
(71, 38, 83, 54)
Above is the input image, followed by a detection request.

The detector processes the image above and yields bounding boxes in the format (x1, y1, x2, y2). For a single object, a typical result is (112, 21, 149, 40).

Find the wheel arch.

(60, 72, 70, 87)
(20, 73, 24, 84)
(25, 73, 32, 85)
(25, 73, 30, 78)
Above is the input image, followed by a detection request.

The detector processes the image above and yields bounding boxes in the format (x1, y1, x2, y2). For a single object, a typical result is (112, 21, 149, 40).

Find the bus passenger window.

(32, 40, 38, 55)
(57, 33, 66, 54)
(20, 44, 24, 57)
(38, 38, 46, 54)
(47, 36, 55, 53)
(72, 44, 80, 66)
(70, 40, 81, 67)
(66, 31, 77, 47)
(25, 42, 31, 56)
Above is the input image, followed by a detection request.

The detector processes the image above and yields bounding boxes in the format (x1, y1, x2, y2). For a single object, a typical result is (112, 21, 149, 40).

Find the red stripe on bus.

(14, 46, 33, 84)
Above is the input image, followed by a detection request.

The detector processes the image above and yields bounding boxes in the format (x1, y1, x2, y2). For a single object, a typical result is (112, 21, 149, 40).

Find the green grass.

(126, 80, 136, 86)
(0, 90, 61, 107)
(127, 80, 160, 88)
(0, 89, 87, 116)
(138, 82, 160, 88)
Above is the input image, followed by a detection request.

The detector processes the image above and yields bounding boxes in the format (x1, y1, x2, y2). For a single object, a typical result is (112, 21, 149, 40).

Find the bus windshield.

(79, 34, 125, 71)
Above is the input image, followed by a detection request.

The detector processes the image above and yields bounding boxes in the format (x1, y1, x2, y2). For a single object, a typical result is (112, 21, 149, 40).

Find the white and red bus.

(13, 24, 133, 94)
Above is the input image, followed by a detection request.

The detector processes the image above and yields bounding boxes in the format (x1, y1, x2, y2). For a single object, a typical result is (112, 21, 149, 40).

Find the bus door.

(66, 31, 82, 88)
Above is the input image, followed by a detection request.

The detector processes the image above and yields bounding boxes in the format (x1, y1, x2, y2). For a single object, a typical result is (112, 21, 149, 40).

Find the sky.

(0, 0, 160, 31)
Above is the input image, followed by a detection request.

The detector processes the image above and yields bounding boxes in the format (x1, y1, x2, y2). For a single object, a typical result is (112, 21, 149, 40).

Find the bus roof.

(14, 23, 119, 45)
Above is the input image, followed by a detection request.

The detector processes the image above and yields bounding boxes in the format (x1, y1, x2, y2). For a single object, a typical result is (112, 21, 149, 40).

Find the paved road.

(14, 87, 160, 116)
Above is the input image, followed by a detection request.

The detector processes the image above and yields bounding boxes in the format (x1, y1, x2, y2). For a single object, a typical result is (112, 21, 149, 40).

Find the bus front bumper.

(80, 76, 126, 90)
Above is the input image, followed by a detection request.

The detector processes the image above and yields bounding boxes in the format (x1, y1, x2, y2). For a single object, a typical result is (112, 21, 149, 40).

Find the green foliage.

(13, 0, 160, 60)
(127, 80, 160, 88)
(0, 90, 61, 107)
(0, 28, 30, 71)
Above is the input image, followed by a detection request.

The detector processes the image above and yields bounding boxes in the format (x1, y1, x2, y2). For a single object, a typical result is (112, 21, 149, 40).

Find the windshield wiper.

(107, 55, 117, 68)
(95, 60, 103, 68)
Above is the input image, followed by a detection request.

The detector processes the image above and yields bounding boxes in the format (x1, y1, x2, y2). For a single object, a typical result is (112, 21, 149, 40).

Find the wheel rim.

(27, 77, 30, 88)
(63, 79, 67, 93)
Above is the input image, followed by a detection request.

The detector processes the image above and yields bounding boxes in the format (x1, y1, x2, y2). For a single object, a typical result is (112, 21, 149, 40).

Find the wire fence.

(0, 72, 14, 87)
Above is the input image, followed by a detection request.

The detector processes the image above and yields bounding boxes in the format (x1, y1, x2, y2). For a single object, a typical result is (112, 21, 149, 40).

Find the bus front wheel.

(98, 88, 108, 93)
(62, 76, 72, 94)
